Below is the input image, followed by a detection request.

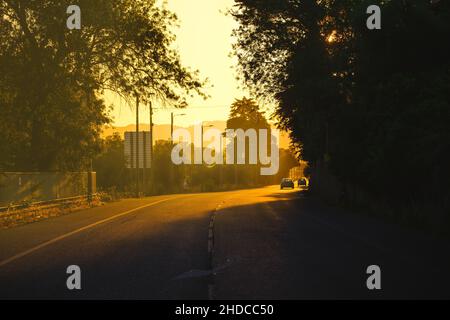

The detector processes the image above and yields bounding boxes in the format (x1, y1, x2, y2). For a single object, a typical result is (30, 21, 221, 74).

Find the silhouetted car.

(298, 177, 308, 187)
(280, 178, 295, 189)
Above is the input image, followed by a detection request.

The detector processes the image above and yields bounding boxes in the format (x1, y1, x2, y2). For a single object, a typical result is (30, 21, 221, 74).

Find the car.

(280, 178, 295, 189)
(298, 177, 308, 187)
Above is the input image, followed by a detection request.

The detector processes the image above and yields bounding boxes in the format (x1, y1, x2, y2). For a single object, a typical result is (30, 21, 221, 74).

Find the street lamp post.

(201, 123, 214, 162)
(220, 131, 226, 187)
(200, 123, 214, 192)
(170, 113, 186, 191)
(171, 112, 186, 143)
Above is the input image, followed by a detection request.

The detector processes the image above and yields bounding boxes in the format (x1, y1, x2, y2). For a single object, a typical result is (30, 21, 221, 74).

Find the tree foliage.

(232, 0, 450, 207)
(0, 0, 205, 171)
(227, 97, 270, 130)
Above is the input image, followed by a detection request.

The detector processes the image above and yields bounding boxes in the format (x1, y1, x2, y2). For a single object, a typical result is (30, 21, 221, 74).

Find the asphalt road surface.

(0, 186, 449, 299)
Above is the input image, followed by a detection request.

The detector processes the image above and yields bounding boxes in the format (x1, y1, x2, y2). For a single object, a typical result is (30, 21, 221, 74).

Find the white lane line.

(207, 204, 221, 255)
(207, 202, 226, 300)
(0, 195, 189, 268)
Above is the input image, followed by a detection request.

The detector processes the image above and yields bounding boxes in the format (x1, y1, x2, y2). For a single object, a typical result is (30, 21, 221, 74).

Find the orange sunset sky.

(104, 0, 272, 128)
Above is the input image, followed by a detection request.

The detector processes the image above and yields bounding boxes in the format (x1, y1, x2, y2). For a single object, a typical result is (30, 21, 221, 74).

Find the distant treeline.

(232, 0, 450, 229)
(95, 98, 299, 196)
(95, 135, 297, 196)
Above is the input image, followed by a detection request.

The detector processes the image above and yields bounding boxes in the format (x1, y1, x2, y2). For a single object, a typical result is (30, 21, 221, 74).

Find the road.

(0, 186, 449, 299)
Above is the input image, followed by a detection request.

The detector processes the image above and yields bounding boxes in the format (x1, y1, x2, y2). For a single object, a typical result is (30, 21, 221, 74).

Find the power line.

(152, 105, 231, 111)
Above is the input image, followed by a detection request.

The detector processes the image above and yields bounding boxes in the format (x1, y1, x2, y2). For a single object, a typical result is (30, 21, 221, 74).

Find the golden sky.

(105, 0, 254, 127)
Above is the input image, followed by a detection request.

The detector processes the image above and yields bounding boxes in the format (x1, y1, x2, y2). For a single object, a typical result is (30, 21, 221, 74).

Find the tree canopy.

(0, 0, 206, 171)
(232, 0, 450, 207)
(227, 97, 270, 130)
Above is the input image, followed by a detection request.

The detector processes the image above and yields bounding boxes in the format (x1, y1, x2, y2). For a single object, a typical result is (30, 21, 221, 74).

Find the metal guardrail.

(0, 194, 98, 214)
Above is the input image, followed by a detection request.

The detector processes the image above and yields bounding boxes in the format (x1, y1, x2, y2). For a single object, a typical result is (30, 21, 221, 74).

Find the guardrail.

(0, 171, 96, 210)
(0, 194, 98, 215)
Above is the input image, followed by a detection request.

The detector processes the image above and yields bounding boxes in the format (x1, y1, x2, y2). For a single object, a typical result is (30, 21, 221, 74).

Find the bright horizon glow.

(327, 30, 337, 43)
(105, 0, 266, 127)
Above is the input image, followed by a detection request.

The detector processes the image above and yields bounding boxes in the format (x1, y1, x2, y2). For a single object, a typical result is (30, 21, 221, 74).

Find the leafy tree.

(226, 97, 273, 184)
(232, 0, 450, 213)
(0, 0, 205, 171)
(227, 97, 270, 130)
(93, 133, 132, 192)
(152, 139, 184, 193)
(232, 0, 350, 163)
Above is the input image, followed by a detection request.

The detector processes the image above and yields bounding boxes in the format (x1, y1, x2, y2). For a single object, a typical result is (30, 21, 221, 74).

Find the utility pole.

(142, 133, 146, 195)
(170, 112, 174, 144)
(170, 112, 174, 189)
(88, 159, 93, 204)
(150, 101, 153, 162)
(220, 131, 226, 187)
(135, 94, 140, 198)
(201, 123, 203, 158)
(85, 88, 93, 204)
(149, 101, 153, 194)
(169, 112, 186, 190)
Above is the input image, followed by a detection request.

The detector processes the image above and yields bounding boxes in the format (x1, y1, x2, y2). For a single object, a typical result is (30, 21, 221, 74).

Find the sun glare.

(327, 30, 337, 43)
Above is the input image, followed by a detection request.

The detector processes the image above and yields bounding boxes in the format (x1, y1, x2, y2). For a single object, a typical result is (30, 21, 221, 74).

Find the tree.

(232, 0, 450, 213)
(152, 140, 184, 194)
(0, 0, 206, 171)
(226, 97, 272, 185)
(227, 97, 270, 130)
(93, 133, 132, 192)
(232, 0, 351, 163)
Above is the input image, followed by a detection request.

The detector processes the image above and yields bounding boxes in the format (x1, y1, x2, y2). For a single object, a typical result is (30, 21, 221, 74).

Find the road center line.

(0, 195, 189, 268)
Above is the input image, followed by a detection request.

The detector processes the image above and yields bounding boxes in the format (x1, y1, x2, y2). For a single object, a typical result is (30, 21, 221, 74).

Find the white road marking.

(207, 203, 222, 255)
(0, 195, 189, 268)
(207, 202, 226, 300)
